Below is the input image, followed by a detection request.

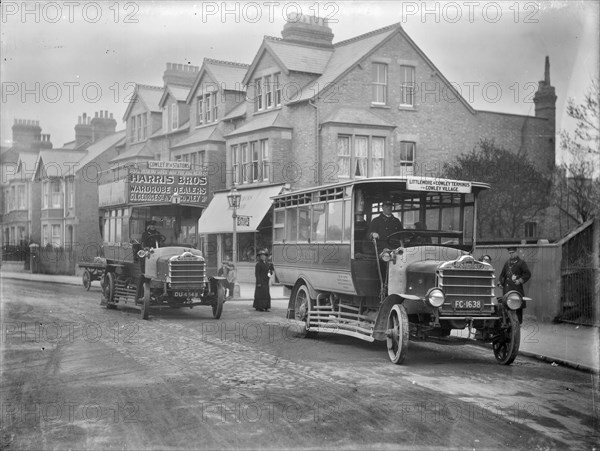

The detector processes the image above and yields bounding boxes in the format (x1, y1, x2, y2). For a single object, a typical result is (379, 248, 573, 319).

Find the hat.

(382, 200, 394, 206)
(257, 249, 269, 256)
(507, 246, 517, 252)
(148, 220, 157, 226)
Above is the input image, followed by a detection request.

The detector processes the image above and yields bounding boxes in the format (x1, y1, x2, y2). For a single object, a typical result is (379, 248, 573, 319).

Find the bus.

(271, 176, 526, 365)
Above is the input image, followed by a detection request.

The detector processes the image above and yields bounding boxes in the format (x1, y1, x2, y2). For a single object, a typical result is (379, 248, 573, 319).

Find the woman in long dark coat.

(253, 249, 273, 312)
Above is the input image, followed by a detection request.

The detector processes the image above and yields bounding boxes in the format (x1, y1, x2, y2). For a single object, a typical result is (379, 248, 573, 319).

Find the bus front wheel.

(387, 304, 409, 364)
(293, 284, 317, 338)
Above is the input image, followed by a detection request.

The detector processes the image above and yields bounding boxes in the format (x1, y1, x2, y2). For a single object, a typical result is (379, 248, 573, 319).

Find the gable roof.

(224, 110, 292, 137)
(187, 58, 249, 103)
(109, 139, 158, 164)
(76, 130, 126, 170)
(10, 151, 39, 181)
(159, 84, 192, 108)
(122, 84, 163, 121)
(242, 36, 333, 85)
(34, 150, 85, 180)
(286, 23, 474, 113)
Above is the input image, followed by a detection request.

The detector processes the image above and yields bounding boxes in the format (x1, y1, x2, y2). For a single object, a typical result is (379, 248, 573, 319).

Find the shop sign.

(148, 161, 191, 170)
(237, 215, 251, 227)
(128, 169, 208, 204)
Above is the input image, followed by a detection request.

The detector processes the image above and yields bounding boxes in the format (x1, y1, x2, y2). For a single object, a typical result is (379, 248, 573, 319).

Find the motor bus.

(271, 176, 527, 365)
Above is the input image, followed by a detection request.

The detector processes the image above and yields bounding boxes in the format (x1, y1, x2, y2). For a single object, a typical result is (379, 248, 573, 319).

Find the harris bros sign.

(128, 162, 208, 204)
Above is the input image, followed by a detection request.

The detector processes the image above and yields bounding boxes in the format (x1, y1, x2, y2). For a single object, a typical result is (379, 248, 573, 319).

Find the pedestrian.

(217, 255, 236, 300)
(499, 246, 531, 323)
(253, 249, 274, 312)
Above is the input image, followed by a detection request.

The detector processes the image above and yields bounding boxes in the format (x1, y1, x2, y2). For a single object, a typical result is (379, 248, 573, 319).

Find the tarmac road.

(1, 278, 599, 450)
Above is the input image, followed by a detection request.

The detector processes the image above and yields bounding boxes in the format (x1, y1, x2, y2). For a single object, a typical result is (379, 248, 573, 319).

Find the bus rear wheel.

(294, 284, 317, 338)
(387, 304, 409, 364)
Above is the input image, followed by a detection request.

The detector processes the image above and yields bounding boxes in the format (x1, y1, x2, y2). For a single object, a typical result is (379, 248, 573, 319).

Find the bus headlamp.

(379, 249, 392, 262)
(426, 288, 445, 308)
(504, 291, 522, 310)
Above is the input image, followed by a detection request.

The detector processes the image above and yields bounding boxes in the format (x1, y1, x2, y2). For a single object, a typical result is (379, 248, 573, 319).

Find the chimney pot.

(110, 113, 113, 119)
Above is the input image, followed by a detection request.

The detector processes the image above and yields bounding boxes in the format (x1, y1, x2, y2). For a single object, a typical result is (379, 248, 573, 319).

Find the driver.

(365, 200, 403, 251)
(141, 220, 165, 248)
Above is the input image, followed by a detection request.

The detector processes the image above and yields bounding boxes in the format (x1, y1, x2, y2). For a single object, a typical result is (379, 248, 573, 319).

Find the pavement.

(1, 266, 598, 373)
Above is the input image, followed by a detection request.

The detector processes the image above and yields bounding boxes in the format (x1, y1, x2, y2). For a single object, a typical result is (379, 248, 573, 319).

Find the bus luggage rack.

(308, 303, 375, 340)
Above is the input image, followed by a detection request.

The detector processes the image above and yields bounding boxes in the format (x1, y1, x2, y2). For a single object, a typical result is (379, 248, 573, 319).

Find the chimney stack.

(74, 112, 93, 147)
(162, 62, 200, 87)
(281, 14, 334, 48)
(90, 110, 117, 142)
(12, 119, 45, 150)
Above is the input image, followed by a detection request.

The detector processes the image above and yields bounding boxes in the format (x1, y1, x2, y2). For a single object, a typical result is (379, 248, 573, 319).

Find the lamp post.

(226, 187, 241, 265)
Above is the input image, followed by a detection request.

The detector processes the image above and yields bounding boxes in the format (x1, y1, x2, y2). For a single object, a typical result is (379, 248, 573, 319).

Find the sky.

(1, 0, 599, 164)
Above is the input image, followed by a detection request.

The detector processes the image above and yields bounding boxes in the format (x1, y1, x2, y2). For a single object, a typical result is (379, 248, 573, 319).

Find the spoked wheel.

(387, 304, 409, 364)
(212, 284, 224, 319)
(140, 281, 151, 320)
(492, 310, 520, 365)
(82, 270, 92, 290)
(101, 272, 117, 309)
(294, 284, 316, 338)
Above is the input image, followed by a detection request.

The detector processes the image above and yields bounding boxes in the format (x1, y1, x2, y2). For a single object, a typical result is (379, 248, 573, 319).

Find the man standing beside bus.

(499, 246, 531, 324)
(366, 200, 403, 250)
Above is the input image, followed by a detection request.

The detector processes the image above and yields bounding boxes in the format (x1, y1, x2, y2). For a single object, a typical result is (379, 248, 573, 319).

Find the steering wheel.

(387, 230, 416, 247)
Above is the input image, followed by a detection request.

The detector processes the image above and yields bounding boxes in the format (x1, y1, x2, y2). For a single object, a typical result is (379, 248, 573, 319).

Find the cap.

(382, 200, 393, 206)
(257, 249, 269, 256)
(507, 246, 517, 252)
(148, 220, 157, 226)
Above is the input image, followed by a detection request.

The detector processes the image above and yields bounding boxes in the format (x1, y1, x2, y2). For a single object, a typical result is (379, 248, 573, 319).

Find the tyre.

(82, 270, 92, 290)
(212, 284, 224, 319)
(101, 272, 117, 309)
(387, 304, 409, 364)
(492, 310, 521, 365)
(140, 281, 151, 320)
(293, 283, 317, 338)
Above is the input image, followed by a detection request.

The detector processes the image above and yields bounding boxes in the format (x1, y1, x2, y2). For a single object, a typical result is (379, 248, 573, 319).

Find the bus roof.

(271, 176, 490, 200)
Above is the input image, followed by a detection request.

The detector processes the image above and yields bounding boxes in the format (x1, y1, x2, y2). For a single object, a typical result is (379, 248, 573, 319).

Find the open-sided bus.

(272, 176, 527, 365)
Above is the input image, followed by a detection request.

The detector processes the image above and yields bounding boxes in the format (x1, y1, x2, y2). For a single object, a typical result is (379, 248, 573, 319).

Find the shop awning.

(197, 184, 286, 234)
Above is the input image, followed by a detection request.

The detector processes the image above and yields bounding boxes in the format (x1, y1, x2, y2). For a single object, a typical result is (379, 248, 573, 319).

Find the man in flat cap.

(499, 246, 531, 323)
(365, 200, 403, 251)
(141, 220, 166, 248)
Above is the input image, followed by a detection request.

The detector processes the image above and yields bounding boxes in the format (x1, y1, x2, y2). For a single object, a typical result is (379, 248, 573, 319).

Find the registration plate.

(454, 299, 482, 310)
(173, 291, 199, 298)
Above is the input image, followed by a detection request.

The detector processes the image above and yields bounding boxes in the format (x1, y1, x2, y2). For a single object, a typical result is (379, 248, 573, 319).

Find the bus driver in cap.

(366, 200, 403, 250)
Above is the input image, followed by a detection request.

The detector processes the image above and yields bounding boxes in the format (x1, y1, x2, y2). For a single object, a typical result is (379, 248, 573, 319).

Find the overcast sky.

(1, 1, 598, 163)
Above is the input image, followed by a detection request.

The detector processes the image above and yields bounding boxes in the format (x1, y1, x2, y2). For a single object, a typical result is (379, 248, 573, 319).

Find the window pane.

(326, 201, 343, 242)
(337, 136, 351, 178)
(343, 199, 352, 241)
(355, 136, 368, 177)
(286, 208, 298, 241)
(312, 204, 326, 242)
(298, 205, 310, 241)
(372, 137, 385, 177)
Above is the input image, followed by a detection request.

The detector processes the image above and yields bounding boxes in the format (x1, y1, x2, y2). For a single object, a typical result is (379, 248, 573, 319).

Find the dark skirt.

(253, 283, 271, 310)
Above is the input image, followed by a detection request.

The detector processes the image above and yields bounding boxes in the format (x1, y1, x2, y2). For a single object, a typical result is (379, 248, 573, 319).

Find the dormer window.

(171, 103, 179, 130)
(254, 73, 281, 112)
(129, 113, 147, 143)
(196, 92, 218, 126)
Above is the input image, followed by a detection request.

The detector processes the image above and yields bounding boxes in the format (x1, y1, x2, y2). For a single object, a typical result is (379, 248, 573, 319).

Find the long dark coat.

(499, 256, 531, 296)
(253, 260, 273, 310)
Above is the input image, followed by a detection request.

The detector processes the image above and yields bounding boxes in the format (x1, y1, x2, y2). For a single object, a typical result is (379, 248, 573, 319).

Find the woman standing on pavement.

(253, 249, 274, 312)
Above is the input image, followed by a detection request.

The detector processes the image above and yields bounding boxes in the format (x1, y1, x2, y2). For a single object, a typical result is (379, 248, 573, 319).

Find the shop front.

(197, 184, 286, 282)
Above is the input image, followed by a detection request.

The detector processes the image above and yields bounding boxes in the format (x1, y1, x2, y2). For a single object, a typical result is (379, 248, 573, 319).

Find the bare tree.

(444, 139, 552, 240)
(554, 80, 600, 225)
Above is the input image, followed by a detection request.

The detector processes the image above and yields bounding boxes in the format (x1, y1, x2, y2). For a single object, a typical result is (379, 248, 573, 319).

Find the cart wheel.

(141, 281, 151, 320)
(387, 304, 409, 364)
(492, 310, 520, 365)
(102, 272, 117, 309)
(82, 270, 92, 290)
(293, 284, 317, 338)
(212, 284, 224, 319)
